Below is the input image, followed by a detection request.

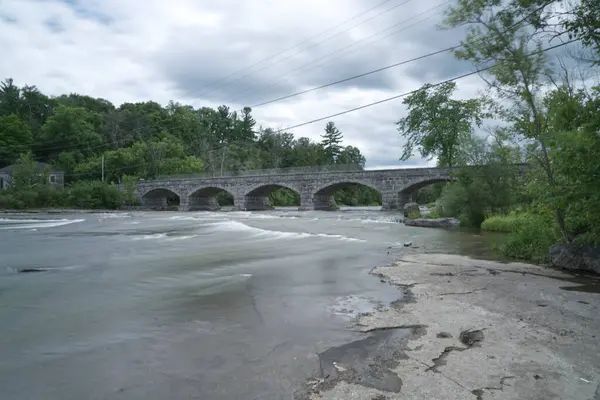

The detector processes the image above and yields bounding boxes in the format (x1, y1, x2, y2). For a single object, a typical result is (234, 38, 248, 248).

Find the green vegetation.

(485, 213, 560, 264)
(0, 78, 379, 208)
(481, 213, 528, 233)
(0, 153, 123, 209)
(406, 210, 421, 220)
(404, 0, 600, 263)
(422, 209, 441, 219)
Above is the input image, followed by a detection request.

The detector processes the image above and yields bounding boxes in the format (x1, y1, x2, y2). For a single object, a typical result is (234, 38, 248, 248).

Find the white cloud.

(1, 0, 500, 168)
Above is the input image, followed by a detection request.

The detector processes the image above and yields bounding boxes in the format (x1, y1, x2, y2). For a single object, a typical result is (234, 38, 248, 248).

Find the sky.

(0, 0, 579, 169)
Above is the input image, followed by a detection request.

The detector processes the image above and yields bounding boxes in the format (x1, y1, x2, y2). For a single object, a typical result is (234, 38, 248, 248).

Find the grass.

(422, 209, 441, 219)
(482, 212, 558, 263)
(481, 213, 527, 232)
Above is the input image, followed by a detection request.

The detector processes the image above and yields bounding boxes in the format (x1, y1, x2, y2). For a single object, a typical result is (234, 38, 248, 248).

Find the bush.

(67, 181, 123, 209)
(36, 186, 68, 208)
(423, 209, 441, 219)
(406, 210, 421, 219)
(0, 193, 23, 209)
(481, 212, 526, 232)
(436, 183, 487, 226)
(483, 212, 558, 263)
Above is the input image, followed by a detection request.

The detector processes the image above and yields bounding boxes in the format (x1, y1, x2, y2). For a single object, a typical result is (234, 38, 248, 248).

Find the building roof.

(0, 162, 63, 175)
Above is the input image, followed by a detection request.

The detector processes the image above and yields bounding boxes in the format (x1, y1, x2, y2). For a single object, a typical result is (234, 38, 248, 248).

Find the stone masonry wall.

(126, 164, 529, 211)
(125, 166, 458, 211)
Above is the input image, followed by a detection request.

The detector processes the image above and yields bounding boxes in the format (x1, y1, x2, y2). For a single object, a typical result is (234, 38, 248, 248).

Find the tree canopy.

(0, 78, 379, 207)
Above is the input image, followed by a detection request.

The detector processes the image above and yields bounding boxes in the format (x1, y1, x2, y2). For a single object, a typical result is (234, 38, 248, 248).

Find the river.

(0, 207, 501, 399)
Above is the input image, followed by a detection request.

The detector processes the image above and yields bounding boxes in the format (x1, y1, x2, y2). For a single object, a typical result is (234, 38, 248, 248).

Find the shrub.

(67, 181, 123, 209)
(483, 212, 558, 263)
(0, 193, 23, 209)
(406, 210, 421, 219)
(423, 209, 441, 219)
(481, 212, 526, 232)
(36, 186, 68, 208)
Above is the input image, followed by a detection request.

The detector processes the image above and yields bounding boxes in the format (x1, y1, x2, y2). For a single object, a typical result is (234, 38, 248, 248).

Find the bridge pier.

(188, 195, 220, 211)
(313, 194, 339, 211)
(381, 191, 399, 211)
(298, 193, 314, 211)
(244, 196, 273, 211)
(230, 195, 246, 211)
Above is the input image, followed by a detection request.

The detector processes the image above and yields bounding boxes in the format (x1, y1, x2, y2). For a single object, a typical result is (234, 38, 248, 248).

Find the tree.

(443, 0, 572, 241)
(397, 82, 483, 170)
(237, 107, 257, 142)
(10, 152, 48, 190)
(0, 78, 22, 117)
(0, 76, 384, 208)
(0, 115, 33, 166)
(337, 146, 366, 169)
(561, 0, 600, 65)
(38, 105, 104, 160)
(321, 121, 343, 163)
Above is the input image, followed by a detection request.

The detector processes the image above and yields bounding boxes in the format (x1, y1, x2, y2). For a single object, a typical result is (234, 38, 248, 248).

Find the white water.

(0, 218, 85, 230)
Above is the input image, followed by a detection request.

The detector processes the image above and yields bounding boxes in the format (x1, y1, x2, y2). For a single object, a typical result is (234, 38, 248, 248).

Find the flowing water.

(0, 207, 501, 399)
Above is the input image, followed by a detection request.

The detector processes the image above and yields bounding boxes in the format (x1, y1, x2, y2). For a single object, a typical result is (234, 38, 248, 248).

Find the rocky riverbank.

(298, 253, 600, 400)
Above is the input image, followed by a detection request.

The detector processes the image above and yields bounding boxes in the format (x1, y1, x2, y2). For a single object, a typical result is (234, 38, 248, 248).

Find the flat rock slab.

(308, 253, 600, 400)
(404, 218, 460, 228)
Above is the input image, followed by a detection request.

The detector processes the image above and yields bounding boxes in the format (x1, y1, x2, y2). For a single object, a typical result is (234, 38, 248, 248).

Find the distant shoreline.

(0, 208, 124, 214)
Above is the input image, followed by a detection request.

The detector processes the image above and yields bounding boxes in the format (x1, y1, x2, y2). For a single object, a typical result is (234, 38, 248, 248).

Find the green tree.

(337, 146, 366, 169)
(0, 78, 22, 117)
(397, 82, 483, 170)
(0, 76, 390, 209)
(237, 107, 257, 142)
(321, 121, 343, 163)
(10, 152, 48, 190)
(38, 105, 104, 159)
(443, 0, 571, 240)
(561, 0, 600, 65)
(0, 115, 33, 166)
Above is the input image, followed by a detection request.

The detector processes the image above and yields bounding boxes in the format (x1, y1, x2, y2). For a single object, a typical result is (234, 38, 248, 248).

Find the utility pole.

(101, 154, 105, 182)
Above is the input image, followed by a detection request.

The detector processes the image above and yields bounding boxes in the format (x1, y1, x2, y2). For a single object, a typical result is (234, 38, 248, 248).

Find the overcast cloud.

(0, 0, 560, 169)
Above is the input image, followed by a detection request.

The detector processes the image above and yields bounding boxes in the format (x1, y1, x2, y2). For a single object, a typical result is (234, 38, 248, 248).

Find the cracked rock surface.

(304, 253, 600, 400)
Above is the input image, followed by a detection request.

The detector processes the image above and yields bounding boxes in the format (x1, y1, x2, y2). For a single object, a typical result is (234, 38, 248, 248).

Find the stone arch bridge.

(126, 164, 528, 211)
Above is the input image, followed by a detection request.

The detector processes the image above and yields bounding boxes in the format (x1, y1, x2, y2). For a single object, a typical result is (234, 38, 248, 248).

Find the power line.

(231, 1, 450, 105)
(248, 0, 557, 108)
(252, 47, 458, 108)
(59, 39, 579, 179)
(25, 1, 565, 169)
(276, 39, 579, 132)
(181, 0, 409, 99)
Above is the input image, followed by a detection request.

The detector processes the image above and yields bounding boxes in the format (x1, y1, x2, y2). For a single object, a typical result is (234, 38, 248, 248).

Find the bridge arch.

(398, 177, 453, 208)
(140, 187, 182, 210)
(312, 180, 383, 210)
(244, 183, 301, 210)
(188, 186, 236, 211)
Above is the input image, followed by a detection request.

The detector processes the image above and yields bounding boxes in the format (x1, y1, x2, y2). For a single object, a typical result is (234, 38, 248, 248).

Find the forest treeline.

(0, 82, 380, 208)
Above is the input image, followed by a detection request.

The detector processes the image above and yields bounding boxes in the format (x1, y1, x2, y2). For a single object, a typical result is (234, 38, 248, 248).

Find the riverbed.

(0, 207, 511, 399)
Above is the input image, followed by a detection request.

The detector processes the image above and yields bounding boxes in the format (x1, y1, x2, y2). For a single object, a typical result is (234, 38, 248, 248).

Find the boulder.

(548, 244, 600, 275)
(403, 202, 421, 218)
(404, 218, 460, 229)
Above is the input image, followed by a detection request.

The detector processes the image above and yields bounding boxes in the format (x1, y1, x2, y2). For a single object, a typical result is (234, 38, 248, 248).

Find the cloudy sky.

(0, 0, 572, 169)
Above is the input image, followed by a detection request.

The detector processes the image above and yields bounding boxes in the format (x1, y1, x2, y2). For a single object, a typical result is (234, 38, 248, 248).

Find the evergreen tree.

(320, 121, 343, 164)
